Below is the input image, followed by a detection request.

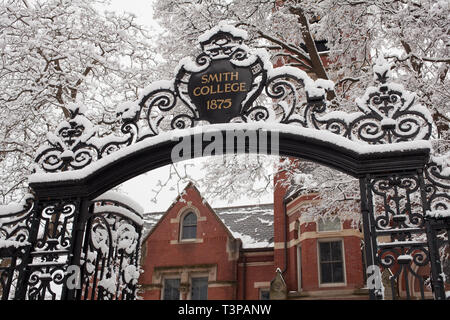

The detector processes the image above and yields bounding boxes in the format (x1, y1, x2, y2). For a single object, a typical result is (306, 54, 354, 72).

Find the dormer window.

(181, 212, 197, 240)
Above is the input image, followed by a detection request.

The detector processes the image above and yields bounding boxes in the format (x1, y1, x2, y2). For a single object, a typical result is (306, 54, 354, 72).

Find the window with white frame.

(181, 212, 197, 240)
(163, 278, 181, 300)
(317, 217, 341, 232)
(190, 277, 208, 300)
(318, 240, 345, 284)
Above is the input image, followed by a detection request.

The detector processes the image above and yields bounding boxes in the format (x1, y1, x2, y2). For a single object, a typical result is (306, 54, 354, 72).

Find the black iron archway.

(0, 24, 448, 300)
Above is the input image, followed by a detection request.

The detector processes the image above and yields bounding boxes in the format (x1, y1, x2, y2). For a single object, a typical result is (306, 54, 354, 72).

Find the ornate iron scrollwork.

(113, 26, 432, 151)
(361, 156, 450, 300)
(0, 195, 35, 300)
(77, 196, 142, 300)
(26, 199, 80, 300)
(32, 24, 434, 174)
(34, 103, 135, 173)
(370, 174, 424, 232)
(0, 195, 34, 247)
(311, 62, 433, 144)
(115, 25, 328, 141)
(422, 153, 450, 299)
(424, 154, 450, 214)
(364, 171, 435, 299)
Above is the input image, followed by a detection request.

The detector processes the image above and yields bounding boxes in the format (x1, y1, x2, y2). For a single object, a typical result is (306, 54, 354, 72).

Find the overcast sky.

(99, 1, 273, 213)
(102, 0, 160, 30)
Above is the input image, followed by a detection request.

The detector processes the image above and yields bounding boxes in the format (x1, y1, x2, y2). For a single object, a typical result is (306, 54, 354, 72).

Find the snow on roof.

(215, 204, 274, 249)
(142, 203, 274, 249)
(142, 211, 164, 232)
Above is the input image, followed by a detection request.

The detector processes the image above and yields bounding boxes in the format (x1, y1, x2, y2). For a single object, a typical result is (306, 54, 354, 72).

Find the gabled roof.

(214, 204, 273, 248)
(141, 183, 274, 249)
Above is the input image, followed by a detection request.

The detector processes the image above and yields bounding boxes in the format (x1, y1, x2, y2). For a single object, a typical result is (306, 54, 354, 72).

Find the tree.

(153, 0, 449, 132)
(0, 0, 157, 204)
(149, 0, 449, 220)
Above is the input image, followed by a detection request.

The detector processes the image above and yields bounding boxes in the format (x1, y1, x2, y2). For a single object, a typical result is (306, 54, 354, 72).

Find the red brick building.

(138, 174, 368, 300)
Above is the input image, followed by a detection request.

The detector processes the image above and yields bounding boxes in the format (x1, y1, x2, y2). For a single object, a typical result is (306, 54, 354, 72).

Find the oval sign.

(188, 59, 253, 123)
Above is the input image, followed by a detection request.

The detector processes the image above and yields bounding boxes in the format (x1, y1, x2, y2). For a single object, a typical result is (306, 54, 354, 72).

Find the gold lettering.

(230, 72, 239, 81)
(222, 72, 228, 81)
(193, 71, 247, 97)
(207, 74, 219, 83)
(223, 98, 232, 108)
(200, 86, 209, 95)
(209, 100, 217, 109)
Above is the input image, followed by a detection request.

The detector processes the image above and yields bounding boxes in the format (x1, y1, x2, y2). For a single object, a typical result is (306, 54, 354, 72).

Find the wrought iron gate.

(0, 23, 449, 300)
(360, 165, 449, 300)
(0, 194, 142, 300)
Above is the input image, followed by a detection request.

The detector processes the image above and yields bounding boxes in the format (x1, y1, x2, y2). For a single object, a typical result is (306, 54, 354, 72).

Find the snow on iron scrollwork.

(422, 153, 450, 300)
(0, 194, 35, 249)
(33, 24, 434, 174)
(116, 22, 334, 139)
(33, 102, 135, 173)
(25, 198, 80, 300)
(424, 153, 450, 218)
(312, 58, 432, 144)
(78, 195, 142, 300)
(364, 151, 450, 300)
(115, 25, 432, 144)
(1, 197, 34, 299)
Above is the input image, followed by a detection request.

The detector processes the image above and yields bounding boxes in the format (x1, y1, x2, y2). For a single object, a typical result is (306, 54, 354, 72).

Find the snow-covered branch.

(0, 0, 158, 204)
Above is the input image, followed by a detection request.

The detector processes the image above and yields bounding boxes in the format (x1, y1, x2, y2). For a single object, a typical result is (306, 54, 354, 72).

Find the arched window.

(181, 212, 197, 240)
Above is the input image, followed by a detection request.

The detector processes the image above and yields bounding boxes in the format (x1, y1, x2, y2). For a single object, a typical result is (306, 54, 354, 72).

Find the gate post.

(61, 199, 92, 300)
(424, 217, 447, 300)
(418, 168, 445, 300)
(359, 169, 439, 300)
(20, 198, 82, 300)
(359, 175, 381, 300)
(13, 199, 43, 300)
(421, 158, 450, 300)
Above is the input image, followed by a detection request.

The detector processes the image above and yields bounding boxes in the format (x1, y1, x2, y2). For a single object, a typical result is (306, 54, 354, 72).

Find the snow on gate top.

(24, 23, 433, 184)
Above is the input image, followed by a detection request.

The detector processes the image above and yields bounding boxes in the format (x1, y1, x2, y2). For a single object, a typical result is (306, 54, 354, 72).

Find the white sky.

(101, 0, 160, 30)
(100, 0, 273, 213)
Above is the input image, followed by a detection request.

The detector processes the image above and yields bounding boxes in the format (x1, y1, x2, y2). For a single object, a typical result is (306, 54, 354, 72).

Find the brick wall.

(139, 184, 275, 300)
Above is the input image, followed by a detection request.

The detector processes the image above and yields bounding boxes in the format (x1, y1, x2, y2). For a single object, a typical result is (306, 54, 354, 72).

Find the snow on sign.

(181, 24, 265, 123)
(187, 59, 256, 123)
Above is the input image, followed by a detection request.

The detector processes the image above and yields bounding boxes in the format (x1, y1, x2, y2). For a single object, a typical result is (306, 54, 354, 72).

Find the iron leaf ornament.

(33, 102, 134, 173)
(312, 57, 433, 144)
